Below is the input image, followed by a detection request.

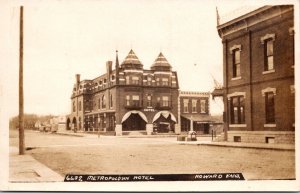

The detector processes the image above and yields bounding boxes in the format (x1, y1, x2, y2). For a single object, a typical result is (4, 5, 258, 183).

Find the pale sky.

(0, 0, 296, 118)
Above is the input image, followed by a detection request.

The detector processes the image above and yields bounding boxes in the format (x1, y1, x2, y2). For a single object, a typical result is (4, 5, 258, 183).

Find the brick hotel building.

(212, 5, 295, 143)
(67, 50, 180, 135)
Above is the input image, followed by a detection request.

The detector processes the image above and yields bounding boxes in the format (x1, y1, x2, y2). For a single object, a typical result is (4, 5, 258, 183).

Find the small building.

(179, 91, 223, 135)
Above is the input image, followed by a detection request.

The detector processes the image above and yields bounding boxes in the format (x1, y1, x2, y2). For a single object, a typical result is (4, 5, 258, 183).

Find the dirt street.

(9, 130, 295, 180)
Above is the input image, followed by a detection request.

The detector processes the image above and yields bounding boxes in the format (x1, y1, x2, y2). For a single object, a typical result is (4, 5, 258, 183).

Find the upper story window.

(156, 78, 160, 86)
(103, 78, 107, 84)
(230, 45, 242, 78)
(98, 98, 101, 109)
(147, 95, 152, 107)
(126, 95, 130, 106)
(162, 96, 170, 107)
(264, 39, 274, 71)
(102, 95, 106, 109)
(132, 76, 139, 85)
(79, 101, 82, 111)
(73, 101, 76, 112)
(132, 95, 140, 107)
(183, 99, 189, 113)
(162, 78, 169, 86)
(261, 34, 275, 73)
(192, 100, 197, 113)
(126, 76, 130, 84)
(232, 49, 241, 78)
(146, 77, 151, 86)
(110, 94, 113, 108)
(200, 99, 206, 113)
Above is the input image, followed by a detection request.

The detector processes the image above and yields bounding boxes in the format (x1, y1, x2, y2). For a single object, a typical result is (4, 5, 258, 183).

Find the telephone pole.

(19, 6, 25, 155)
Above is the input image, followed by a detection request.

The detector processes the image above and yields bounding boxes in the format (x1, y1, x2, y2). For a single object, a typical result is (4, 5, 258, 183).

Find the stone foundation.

(227, 131, 295, 144)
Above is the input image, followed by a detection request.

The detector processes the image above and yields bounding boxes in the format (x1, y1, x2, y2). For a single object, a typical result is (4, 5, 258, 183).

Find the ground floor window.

(230, 96, 245, 124)
(265, 92, 275, 123)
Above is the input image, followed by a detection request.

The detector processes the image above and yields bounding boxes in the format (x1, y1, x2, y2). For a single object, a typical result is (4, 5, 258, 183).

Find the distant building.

(67, 50, 180, 135)
(212, 5, 295, 143)
(179, 91, 223, 135)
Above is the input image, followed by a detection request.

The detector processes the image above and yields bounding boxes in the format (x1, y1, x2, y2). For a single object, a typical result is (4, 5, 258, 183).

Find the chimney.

(106, 61, 112, 73)
(76, 74, 80, 84)
(106, 61, 112, 82)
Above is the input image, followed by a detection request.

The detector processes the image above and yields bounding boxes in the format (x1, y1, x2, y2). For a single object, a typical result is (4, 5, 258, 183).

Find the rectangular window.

(162, 78, 169, 86)
(183, 99, 189, 113)
(265, 92, 275, 123)
(162, 96, 170, 107)
(156, 78, 160, 86)
(132, 95, 140, 107)
(230, 96, 245, 124)
(98, 98, 100, 109)
(192, 100, 197, 113)
(232, 49, 241, 78)
(132, 76, 139, 85)
(147, 77, 151, 86)
(73, 101, 76, 112)
(147, 95, 152, 107)
(110, 94, 113, 108)
(126, 95, 130, 106)
(200, 100, 206, 113)
(264, 39, 274, 71)
(79, 101, 82, 111)
(126, 76, 130, 84)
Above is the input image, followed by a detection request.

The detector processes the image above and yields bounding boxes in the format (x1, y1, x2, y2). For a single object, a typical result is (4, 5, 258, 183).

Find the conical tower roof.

(151, 52, 172, 70)
(121, 49, 143, 66)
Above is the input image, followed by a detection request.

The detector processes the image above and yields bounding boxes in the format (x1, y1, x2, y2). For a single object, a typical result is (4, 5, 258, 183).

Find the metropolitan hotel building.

(212, 5, 295, 144)
(67, 50, 180, 135)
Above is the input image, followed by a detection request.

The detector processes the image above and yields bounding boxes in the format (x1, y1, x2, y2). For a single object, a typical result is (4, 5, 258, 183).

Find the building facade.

(213, 5, 295, 143)
(179, 91, 223, 135)
(67, 50, 180, 135)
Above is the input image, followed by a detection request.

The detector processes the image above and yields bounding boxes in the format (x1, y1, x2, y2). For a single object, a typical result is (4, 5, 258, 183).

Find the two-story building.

(213, 5, 295, 143)
(67, 50, 180, 135)
(179, 91, 223, 135)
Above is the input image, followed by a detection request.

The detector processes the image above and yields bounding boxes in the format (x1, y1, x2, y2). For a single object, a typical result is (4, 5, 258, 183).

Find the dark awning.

(181, 114, 223, 124)
(211, 88, 224, 99)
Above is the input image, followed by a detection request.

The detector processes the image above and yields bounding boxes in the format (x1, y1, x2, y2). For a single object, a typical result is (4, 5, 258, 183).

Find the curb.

(177, 142, 295, 151)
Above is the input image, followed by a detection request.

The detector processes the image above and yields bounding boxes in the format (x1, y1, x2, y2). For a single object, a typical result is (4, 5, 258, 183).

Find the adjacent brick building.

(213, 5, 295, 143)
(67, 50, 180, 135)
(179, 91, 224, 135)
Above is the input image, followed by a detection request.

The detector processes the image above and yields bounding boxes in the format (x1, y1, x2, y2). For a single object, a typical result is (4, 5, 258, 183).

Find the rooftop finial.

(216, 6, 220, 26)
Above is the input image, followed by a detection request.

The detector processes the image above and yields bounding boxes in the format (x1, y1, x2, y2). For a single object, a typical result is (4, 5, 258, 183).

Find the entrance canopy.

(181, 114, 216, 123)
(121, 110, 148, 123)
(152, 111, 177, 123)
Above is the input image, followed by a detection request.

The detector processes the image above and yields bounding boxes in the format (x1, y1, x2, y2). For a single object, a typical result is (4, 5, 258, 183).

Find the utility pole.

(19, 6, 25, 155)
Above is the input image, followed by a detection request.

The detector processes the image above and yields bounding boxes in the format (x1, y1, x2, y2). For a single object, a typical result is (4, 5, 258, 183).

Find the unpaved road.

(10, 130, 295, 180)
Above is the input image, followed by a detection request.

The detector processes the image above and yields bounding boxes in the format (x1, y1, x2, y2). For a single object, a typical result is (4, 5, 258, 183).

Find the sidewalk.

(176, 141, 295, 151)
(53, 131, 294, 151)
(9, 147, 64, 182)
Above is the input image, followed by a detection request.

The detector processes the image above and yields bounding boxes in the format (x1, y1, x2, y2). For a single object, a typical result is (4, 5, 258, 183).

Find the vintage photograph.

(0, 0, 298, 191)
